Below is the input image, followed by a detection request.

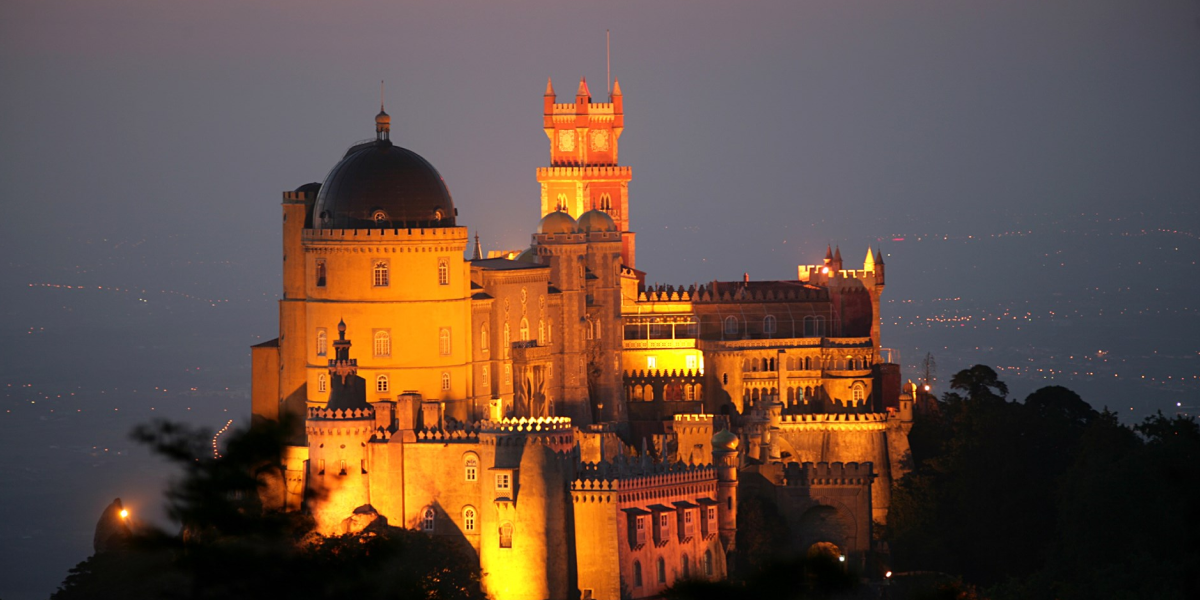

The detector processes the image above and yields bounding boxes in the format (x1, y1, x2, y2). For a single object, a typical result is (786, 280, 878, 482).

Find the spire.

(864, 248, 876, 271)
(472, 233, 483, 261)
(834, 246, 842, 262)
(824, 244, 833, 264)
(375, 81, 391, 142)
(577, 76, 590, 98)
(875, 247, 885, 266)
(544, 77, 555, 97)
(612, 78, 622, 96)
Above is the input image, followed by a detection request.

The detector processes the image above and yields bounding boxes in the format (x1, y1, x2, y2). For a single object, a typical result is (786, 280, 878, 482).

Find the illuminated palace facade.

(250, 77, 912, 600)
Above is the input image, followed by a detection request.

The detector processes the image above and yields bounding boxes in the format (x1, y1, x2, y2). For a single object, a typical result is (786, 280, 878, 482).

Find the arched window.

(805, 386, 813, 401)
(464, 456, 478, 481)
(684, 384, 694, 401)
(704, 550, 714, 576)
(787, 387, 795, 403)
(499, 523, 513, 548)
(439, 328, 451, 355)
(480, 325, 489, 353)
(373, 261, 389, 287)
(421, 507, 435, 532)
(599, 193, 612, 211)
(316, 329, 327, 356)
(723, 316, 738, 335)
(787, 356, 795, 371)
(376, 374, 389, 393)
(633, 561, 643, 587)
(763, 315, 777, 335)
(682, 555, 690, 579)
(442, 371, 451, 391)
(315, 259, 326, 287)
(695, 383, 702, 398)
(503, 323, 511, 357)
(751, 388, 760, 403)
(538, 321, 545, 346)
(804, 357, 812, 370)
(656, 557, 666, 583)
(556, 193, 568, 212)
(852, 383, 865, 404)
(645, 386, 655, 402)
(374, 330, 390, 357)
(633, 385, 644, 401)
(463, 506, 476, 532)
(722, 373, 729, 385)
(318, 374, 327, 393)
(742, 358, 749, 372)
(814, 315, 826, 336)
(519, 318, 529, 341)
(437, 258, 449, 285)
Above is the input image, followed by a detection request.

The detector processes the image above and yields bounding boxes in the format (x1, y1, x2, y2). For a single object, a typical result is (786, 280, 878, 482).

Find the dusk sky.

(2, 1, 1198, 598)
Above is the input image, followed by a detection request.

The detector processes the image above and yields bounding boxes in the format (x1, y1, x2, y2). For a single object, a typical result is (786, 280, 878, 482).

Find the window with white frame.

(724, 316, 738, 335)
(464, 456, 478, 481)
(374, 330, 391, 357)
(376, 374, 389, 393)
(495, 472, 511, 492)
(463, 506, 476, 532)
(519, 318, 529, 341)
(646, 356, 657, 370)
(316, 328, 327, 356)
(438, 258, 449, 285)
(538, 321, 545, 346)
(373, 260, 389, 287)
(852, 383, 865, 404)
(480, 325, 489, 353)
(439, 327, 451, 355)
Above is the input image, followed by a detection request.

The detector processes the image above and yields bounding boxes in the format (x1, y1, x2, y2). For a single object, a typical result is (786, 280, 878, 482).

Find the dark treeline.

(888, 365, 1200, 599)
(52, 417, 487, 600)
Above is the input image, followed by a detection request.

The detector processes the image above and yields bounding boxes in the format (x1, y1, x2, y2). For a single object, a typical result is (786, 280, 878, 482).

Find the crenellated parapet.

(574, 459, 718, 492)
(536, 166, 632, 179)
(781, 461, 875, 487)
(479, 415, 573, 433)
(776, 412, 889, 431)
(308, 406, 375, 421)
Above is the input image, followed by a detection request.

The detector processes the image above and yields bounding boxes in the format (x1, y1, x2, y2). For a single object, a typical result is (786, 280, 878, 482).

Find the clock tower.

(537, 77, 636, 267)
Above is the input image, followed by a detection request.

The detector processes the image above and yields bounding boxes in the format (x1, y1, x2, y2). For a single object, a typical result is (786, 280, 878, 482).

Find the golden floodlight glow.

(822, 267, 830, 274)
(119, 509, 129, 519)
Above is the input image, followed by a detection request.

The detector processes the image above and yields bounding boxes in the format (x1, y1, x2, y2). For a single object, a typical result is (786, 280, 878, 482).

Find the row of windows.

(721, 315, 826, 337)
(316, 372, 452, 394)
(480, 319, 550, 358)
(642, 355, 700, 371)
(628, 383, 702, 402)
(631, 551, 716, 588)
(315, 328, 453, 358)
(743, 383, 866, 404)
(742, 355, 872, 372)
(418, 505, 519, 550)
(312, 258, 451, 289)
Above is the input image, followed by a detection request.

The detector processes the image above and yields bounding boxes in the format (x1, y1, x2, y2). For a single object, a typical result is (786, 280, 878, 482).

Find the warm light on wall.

(119, 509, 129, 519)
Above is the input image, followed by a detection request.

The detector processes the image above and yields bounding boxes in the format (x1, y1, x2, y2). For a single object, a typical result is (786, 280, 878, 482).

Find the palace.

(250, 76, 913, 600)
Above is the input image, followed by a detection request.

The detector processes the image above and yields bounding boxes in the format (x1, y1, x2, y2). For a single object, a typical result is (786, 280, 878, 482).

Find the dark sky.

(2, 1, 1198, 598)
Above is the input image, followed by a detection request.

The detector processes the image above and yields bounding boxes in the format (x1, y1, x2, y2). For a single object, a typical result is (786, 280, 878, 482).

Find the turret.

(711, 428, 740, 556)
(542, 77, 555, 129)
(611, 78, 624, 128)
(832, 245, 843, 272)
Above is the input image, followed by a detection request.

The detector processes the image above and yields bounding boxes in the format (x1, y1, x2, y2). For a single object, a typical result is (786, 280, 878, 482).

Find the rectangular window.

(646, 356, 657, 370)
(495, 472, 511, 492)
(482, 365, 489, 387)
(316, 328, 328, 357)
(686, 355, 697, 371)
(635, 515, 647, 546)
(315, 259, 326, 287)
(504, 364, 511, 384)
(373, 260, 390, 287)
(438, 258, 450, 285)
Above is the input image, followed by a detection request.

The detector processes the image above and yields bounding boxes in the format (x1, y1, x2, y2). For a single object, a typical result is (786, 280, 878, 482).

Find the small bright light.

(119, 509, 129, 519)
(885, 571, 893, 578)
(822, 267, 830, 274)
(838, 555, 845, 562)
(923, 385, 931, 391)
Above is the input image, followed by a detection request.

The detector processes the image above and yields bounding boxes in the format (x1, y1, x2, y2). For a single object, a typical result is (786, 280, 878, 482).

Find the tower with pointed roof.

(537, 76, 636, 267)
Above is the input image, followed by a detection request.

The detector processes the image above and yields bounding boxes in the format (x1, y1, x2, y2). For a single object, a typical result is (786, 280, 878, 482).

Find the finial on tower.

(545, 77, 555, 97)
(577, 76, 590, 99)
(337, 318, 347, 339)
(612, 78, 622, 96)
(472, 233, 483, 261)
(375, 80, 391, 142)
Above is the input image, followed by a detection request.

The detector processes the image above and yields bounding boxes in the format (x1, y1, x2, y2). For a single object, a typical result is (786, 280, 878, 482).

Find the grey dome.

(313, 139, 456, 229)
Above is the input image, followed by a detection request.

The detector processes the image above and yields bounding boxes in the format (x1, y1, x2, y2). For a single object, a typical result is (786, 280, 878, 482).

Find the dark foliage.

(888, 366, 1200, 600)
(663, 554, 859, 600)
(52, 418, 486, 600)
